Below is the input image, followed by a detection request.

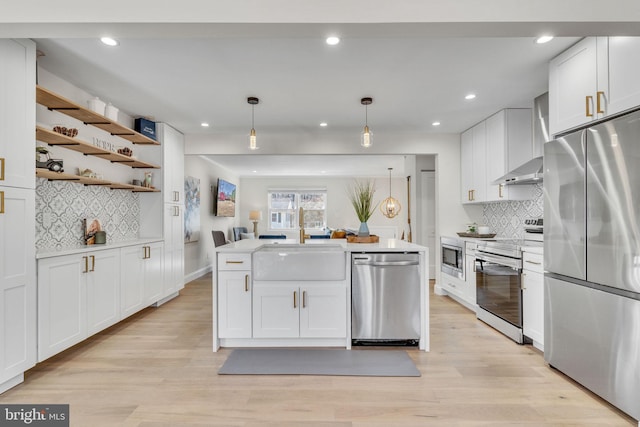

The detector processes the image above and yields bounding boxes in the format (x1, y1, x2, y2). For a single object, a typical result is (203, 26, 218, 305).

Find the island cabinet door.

(299, 286, 346, 338)
(218, 271, 252, 338)
(252, 284, 299, 338)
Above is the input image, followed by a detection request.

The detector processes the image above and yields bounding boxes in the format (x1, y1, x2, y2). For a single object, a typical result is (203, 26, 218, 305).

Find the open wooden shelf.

(36, 85, 159, 145)
(36, 168, 160, 192)
(36, 126, 160, 169)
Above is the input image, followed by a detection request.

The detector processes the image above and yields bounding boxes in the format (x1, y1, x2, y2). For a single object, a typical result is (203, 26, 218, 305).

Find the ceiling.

(33, 32, 582, 176)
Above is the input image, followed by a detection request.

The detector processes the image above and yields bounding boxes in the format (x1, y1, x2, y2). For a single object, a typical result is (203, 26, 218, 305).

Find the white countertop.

(216, 237, 428, 253)
(36, 237, 164, 259)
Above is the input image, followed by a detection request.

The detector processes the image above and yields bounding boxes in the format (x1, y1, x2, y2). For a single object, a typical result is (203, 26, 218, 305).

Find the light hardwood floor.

(0, 273, 635, 426)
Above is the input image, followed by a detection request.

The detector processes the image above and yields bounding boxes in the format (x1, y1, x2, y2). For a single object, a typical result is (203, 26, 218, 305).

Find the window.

(268, 189, 327, 231)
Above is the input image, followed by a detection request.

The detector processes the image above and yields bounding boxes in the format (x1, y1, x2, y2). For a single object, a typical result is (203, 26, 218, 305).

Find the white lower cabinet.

(120, 242, 164, 318)
(522, 251, 544, 350)
(252, 283, 346, 339)
(218, 270, 252, 338)
(38, 248, 120, 361)
(0, 187, 36, 388)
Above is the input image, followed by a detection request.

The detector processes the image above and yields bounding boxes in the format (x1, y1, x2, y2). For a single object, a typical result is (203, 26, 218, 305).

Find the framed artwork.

(184, 176, 201, 243)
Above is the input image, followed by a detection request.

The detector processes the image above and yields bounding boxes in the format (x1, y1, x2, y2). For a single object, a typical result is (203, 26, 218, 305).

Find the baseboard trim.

(185, 265, 212, 284)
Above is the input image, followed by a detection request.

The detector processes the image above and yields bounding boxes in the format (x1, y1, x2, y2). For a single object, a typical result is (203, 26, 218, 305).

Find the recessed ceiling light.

(252, 170, 257, 173)
(432, 121, 441, 126)
(535, 36, 554, 44)
(201, 122, 209, 127)
(326, 36, 340, 46)
(465, 93, 476, 100)
(100, 37, 119, 47)
(320, 122, 328, 127)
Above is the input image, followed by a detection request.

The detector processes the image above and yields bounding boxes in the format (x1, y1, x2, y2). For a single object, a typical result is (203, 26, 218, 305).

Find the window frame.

(267, 188, 327, 232)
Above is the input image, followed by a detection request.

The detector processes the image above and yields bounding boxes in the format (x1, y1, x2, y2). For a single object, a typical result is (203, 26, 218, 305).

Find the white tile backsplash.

(36, 178, 140, 250)
(482, 184, 543, 238)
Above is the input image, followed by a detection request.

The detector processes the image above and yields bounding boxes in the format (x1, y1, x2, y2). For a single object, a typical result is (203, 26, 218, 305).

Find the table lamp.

(249, 210, 262, 236)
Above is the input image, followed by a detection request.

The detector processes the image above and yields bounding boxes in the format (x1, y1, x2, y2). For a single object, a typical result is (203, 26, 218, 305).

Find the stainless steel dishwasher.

(351, 252, 420, 346)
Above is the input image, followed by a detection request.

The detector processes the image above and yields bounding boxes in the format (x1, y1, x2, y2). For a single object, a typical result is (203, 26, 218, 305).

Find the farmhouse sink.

(253, 244, 346, 281)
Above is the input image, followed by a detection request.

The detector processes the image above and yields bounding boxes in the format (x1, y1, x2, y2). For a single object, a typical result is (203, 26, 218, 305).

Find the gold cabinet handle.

(499, 184, 504, 198)
(596, 91, 606, 114)
(470, 189, 475, 201)
(174, 191, 180, 202)
(293, 291, 297, 309)
(525, 260, 542, 265)
(174, 206, 180, 216)
(225, 260, 244, 264)
(586, 95, 593, 117)
(302, 290, 307, 308)
(83, 256, 89, 273)
(90, 255, 95, 272)
(0, 191, 4, 214)
(244, 274, 249, 292)
(0, 157, 4, 181)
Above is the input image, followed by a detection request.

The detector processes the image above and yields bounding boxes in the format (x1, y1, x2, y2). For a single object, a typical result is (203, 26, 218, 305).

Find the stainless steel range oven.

(475, 240, 524, 344)
(440, 236, 464, 280)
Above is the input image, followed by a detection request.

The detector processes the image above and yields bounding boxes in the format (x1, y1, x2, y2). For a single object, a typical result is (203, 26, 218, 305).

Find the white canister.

(88, 97, 106, 115)
(105, 103, 119, 121)
(477, 225, 491, 235)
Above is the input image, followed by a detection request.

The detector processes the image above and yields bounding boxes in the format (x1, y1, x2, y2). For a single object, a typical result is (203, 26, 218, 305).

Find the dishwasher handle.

(353, 259, 419, 267)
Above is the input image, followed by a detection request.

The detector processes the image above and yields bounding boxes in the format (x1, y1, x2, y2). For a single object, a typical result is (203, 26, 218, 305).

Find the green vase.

(358, 222, 370, 237)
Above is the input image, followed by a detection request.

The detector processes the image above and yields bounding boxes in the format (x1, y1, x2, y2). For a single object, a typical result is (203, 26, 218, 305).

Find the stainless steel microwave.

(441, 236, 465, 280)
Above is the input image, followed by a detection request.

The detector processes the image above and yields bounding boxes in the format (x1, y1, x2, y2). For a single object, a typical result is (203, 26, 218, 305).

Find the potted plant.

(347, 179, 377, 237)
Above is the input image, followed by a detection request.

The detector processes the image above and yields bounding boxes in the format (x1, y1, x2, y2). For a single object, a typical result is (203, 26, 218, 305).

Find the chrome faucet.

(299, 207, 305, 243)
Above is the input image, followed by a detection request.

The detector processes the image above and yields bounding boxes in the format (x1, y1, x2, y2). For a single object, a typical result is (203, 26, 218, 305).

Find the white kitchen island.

(212, 238, 430, 352)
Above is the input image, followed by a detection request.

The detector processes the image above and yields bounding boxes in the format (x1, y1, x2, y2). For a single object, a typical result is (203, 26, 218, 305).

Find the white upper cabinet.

(159, 123, 185, 204)
(460, 122, 486, 204)
(0, 39, 35, 190)
(549, 36, 640, 136)
(607, 37, 640, 116)
(485, 109, 533, 202)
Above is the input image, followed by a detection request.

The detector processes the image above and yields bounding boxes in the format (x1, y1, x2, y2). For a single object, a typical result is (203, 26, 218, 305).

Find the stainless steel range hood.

(493, 92, 548, 185)
(492, 156, 543, 185)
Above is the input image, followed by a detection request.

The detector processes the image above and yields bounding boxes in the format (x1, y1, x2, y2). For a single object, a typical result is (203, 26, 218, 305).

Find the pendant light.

(360, 97, 373, 148)
(247, 97, 259, 150)
(380, 167, 401, 218)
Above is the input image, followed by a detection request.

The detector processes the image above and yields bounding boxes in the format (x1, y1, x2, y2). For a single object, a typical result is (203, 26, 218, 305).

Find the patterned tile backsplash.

(36, 178, 140, 250)
(482, 184, 543, 238)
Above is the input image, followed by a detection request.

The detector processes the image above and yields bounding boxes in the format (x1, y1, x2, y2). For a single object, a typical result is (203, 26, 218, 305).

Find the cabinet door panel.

(471, 122, 486, 202)
(38, 255, 86, 361)
(252, 285, 299, 338)
(522, 270, 544, 348)
(218, 271, 252, 338)
(144, 243, 164, 304)
(86, 249, 120, 335)
(120, 246, 145, 318)
(299, 287, 346, 338)
(607, 37, 640, 116)
(1, 188, 36, 378)
(549, 37, 598, 136)
(0, 39, 35, 189)
(460, 129, 473, 203)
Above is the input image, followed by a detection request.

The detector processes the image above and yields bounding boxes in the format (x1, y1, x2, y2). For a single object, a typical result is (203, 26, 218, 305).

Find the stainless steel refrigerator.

(544, 109, 640, 421)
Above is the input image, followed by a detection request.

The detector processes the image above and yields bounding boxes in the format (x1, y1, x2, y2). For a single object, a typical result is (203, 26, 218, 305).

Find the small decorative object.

(467, 222, 478, 233)
(94, 230, 107, 244)
(88, 96, 106, 115)
(143, 171, 153, 188)
(134, 118, 157, 140)
(347, 179, 377, 237)
(52, 125, 78, 137)
(105, 103, 119, 121)
(35, 147, 64, 172)
(117, 146, 132, 157)
(132, 179, 142, 186)
(83, 218, 102, 245)
(78, 168, 97, 179)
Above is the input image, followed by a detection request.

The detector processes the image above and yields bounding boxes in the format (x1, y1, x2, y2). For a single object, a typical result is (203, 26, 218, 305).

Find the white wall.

(183, 155, 240, 277)
(186, 131, 484, 286)
(239, 176, 407, 239)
